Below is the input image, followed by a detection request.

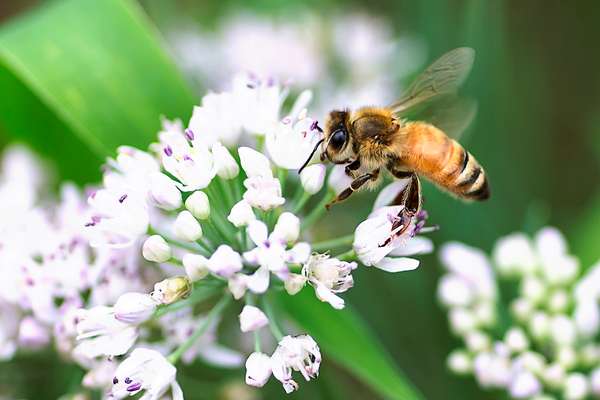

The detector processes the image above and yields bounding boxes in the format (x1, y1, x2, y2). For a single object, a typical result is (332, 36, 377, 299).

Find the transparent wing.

(402, 94, 478, 141)
(389, 47, 475, 115)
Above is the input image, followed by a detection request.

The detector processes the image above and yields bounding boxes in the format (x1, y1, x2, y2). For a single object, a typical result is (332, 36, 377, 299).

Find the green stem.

(311, 234, 355, 252)
(292, 192, 311, 214)
(254, 330, 262, 353)
(167, 294, 231, 364)
(262, 296, 284, 341)
(150, 227, 211, 257)
(278, 168, 288, 195)
(154, 281, 223, 318)
(335, 249, 357, 262)
(301, 190, 335, 230)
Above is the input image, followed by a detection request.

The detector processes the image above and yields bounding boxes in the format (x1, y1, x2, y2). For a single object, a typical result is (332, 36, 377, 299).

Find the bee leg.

(325, 169, 380, 210)
(344, 159, 361, 177)
(379, 174, 422, 247)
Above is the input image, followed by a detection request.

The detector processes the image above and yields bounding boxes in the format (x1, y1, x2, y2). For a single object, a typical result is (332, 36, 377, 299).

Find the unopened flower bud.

(521, 277, 546, 304)
(284, 273, 307, 295)
(143, 235, 171, 263)
(550, 315, 576, 345)
(113, 292, 157, 324)
(151, 276, 191, 305)
(510, 371, 541, 399)
(542, 363, 566, 389)
(149, 172, 182, 210)
(505, 327, 529, 353)
(449, 308, 477, 335)
(245, 352, 272, 387)
(529, 311, 550, 340)
(557, 346, 577, 369)
(590, 368, 600, 396)
(239, 305, 269, 333)
(212, 142, 239, 179)
(174, 210, 203, 241)
(300, 164, 325, 194)
(185, 191, 210, 220)
(182, 253, 209, 281)
(465, 330, 491, 353)
(227, 200, 255, 227)
(273, 212, 300, 243)
(511, 297, 534, 322)
(564, 373, 589, 400)
(228, 274, 247, 300)
(447, 350, 472, 375)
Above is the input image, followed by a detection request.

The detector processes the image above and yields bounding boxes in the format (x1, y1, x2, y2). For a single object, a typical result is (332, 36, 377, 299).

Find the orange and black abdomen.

(400, 122, 490, 201)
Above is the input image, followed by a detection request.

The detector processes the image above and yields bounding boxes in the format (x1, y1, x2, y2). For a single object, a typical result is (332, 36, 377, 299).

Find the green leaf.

(277, 290, 423, 400)
(0, 0, 196, 182)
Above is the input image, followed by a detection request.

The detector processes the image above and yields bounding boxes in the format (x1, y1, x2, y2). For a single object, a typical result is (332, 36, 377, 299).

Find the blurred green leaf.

(0, 0, 195, 182)
(277, 290, 423, 400)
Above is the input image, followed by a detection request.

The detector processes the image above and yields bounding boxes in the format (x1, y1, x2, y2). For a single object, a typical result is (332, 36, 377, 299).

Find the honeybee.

(299, 47, 489, 233)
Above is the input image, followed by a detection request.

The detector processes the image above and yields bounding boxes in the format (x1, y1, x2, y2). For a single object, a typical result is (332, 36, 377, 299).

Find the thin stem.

(167, 294, 231, 364)
(262, 296, 284, 341)
(150, 227, 211, 257)
(254, 330, 262, 353)
(154, 281, 223, 318)
(335, 249, 357, 262)
(312, 234, 355, 252)
(301, 190, 335, 230)
(292, 192, 311, 214)
(277, 168, 288, 195)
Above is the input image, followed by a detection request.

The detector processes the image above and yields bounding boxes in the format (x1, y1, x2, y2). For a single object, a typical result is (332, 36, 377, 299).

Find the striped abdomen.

(400, 122, 490, 200)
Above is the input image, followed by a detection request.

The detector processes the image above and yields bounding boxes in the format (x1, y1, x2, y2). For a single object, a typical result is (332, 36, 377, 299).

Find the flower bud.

(591, 368, 600, 396)
(550, 315, 576, 345)
(272, 212, 300, 243)
(449, 308, 477, 336)
(300, 164, 325, 194)
(557, 346, 577, 369)
(185, 191, 210, 220)
(542, 363, 566, 389)
(227, 200, 256, 227)
(548, 289, 569, 313)
(521, 277, 546, 304)
(510, 371, 541, 399)
(511, 297, 534, 322)
(574, 300, 599, 337)
(465, 330, 491, 352)
(284, 273, 307, 295)
(149, 172, 182, 210)
(564, 373, 589, 400)
(113, 293, 157, 324)
(228, 273, 247, 300)
(239, 305, 269, 333)
(174, 210, 203, 241)
(182, 253, 209, 281)
(151, 276, 191, 305)
(437, 275, 473, 308)
(245, 352, 272, 387)
(505, 327, 529, 353)
(473, 301, 496, 326)
(18, 316, 50, 349)
(447, 350, 472, 375)
(142, 235, 171, 263)
(529, 311, 550, 340)
(212, 142, 240, 179)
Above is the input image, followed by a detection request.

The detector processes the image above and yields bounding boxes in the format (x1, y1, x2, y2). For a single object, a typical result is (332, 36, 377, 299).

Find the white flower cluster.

(62, 73, 434, 398)
(439, 227, 600, 400)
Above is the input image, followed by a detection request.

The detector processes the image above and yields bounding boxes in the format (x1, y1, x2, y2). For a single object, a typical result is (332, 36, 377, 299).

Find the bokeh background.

(0, 0, 598, 399)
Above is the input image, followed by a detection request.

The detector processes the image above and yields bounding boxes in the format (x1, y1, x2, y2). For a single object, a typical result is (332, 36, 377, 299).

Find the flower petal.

(239, 147, 272, 178)
(374, 257, 420, 272)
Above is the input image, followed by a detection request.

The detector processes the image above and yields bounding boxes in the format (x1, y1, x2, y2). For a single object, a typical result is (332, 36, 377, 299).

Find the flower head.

(271, 334, 321, 394)
(302, 254, 356, 309)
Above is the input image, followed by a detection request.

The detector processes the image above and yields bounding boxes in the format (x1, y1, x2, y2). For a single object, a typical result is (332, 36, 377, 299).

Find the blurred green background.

(0, 0, 598, 399)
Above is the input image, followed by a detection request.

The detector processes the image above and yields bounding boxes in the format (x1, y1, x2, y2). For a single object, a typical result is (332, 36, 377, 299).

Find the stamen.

(118, 194, 127, 203)
(126, 382, 142, 392)
(185, 129, 195, 141)
(163, 146, 173, 157)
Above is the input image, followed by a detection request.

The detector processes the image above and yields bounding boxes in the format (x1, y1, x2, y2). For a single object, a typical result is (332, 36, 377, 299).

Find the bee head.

(321, 110, 352, 163)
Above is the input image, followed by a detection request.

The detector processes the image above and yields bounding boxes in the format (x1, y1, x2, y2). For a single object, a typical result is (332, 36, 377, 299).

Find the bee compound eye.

(330, 129, 347, 149)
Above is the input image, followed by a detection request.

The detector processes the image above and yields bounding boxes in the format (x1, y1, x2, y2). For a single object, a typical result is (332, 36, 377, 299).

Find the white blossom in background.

(440, 227, 600, 399)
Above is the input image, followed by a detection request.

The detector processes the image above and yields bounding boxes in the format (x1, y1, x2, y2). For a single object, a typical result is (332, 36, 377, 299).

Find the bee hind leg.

(344, 159, 361, 177)
(325, 169, 379, 210)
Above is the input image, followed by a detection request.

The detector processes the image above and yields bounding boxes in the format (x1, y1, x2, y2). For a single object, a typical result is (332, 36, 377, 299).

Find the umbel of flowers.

(63, 73, 434, 397)
(439, 227, 600, 400)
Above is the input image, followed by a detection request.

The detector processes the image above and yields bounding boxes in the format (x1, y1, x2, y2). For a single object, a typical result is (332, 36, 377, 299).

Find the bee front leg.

(325, 169, 380, 210)
(344, 159, 361, 177)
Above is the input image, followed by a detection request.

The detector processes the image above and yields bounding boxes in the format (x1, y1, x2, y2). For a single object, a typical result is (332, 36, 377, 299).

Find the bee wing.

(389, 47, 475, 115)
(402, 94, 478, 141)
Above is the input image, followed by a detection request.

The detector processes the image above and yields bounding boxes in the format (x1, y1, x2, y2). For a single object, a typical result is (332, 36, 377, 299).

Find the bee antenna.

(298, 138, 325, 175)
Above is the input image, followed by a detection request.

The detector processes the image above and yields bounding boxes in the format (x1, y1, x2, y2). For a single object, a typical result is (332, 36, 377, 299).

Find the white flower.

(228, 273, 248, 300)
(82, 358, 117, 389)
(266, 100, 323, 170)
(212, 142, 239, 179)
(158, 128, 216, 191)
(238, 147, 284, 210)
(300, 164, 326, 194)
(18, 316, 49, 349)
(187, 92, 242, 147)
(505, 327, 529, 353)
(528, 311, 550, 340)
(245, 352, 272, 388)
(437, 274, 474, 308)
(542, 363, 566, 389)
(208, 245, 243, 278)
(113, 293, 158, 324)
(492, 232, 537, 276)
(521, 276, 546, 304)
(74, 306, 138, 358)
(142, 235, 171, 263)
(353, 206, 432, 271)
(149, 172, 182, 210)
(447, 350, 472, 375)
(151, 276, 192, 305)
(591, 368, 600, 396)
(510, 370, 542, 399)
(110, 348, 183, 400)
(227, 199, 256, 227)
(185, 191, 210, 220)
(302, 254, 356, 309)
(328, 165, 352, 195)
(448, 308, 477, 335)
(174, 210, 203, 242)
(182, 253, 209, 281)
(511, 297, 534, 322)
(271, 335, 321, 394)
(550, 315, 577, 346)
(243, 217, 310, 284)
(473, 351, 511, 388)
(563, 373, 589, 400)
(238, 305, 269, 332)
